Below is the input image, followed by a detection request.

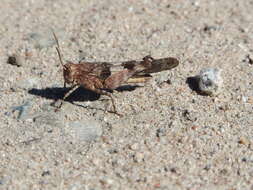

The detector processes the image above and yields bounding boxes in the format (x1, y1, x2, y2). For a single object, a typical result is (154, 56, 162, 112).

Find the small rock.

(182, 109, 197, 122)
(191, 125, 199, 130)
(78, 50, 87, 62)
(68, 119, 102, 142)
(243, 54, 253, 65)
(202, 25, 217, 35)
(197, 68, 223, 95)
(41, 171, 50, 177)
(25, 48, 33, 58)
(156, 128, 167, 137)
(7, 54, 24, 67)
(238, 137, 250, 145)
(133, 152, 144, 162)
(130, 143, 139, 150)
(241, 96, 247, 103)
(219, 168, 228, 175)
(170, 167, 177, 173)
(241, 158, 247, 162)
(11, 100, 33, 120)
(100, 178, 114, 186)
(203, 165, 211, 171)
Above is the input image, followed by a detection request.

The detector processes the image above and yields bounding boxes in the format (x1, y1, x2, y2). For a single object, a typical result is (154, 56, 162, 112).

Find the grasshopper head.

(52, 32, 76, 85)
(63, 62, 76, 85)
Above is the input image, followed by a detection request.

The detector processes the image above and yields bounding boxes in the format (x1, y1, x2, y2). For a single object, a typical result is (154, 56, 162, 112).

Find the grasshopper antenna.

(52, 32, 66, 69)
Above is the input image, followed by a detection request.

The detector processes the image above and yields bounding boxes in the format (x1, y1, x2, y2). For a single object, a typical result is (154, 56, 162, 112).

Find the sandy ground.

(0, 0, 253, 189)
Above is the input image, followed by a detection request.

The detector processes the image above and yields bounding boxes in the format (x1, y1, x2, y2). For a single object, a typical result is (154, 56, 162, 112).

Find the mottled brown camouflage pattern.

(53, 32, 179, 115)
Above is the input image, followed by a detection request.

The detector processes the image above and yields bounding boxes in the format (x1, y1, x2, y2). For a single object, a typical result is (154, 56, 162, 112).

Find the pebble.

(238, 137, 250, 146)
(78, 50, 88, 62)
(156, 128, 167, 137)
(133, 152, 144, 162)
(68, 119, 103, 142)
(7, 54, 24, 67)
(100, 177, 114, 186)
(130, 143, 139, 150)
(243, 54, 253, 65)
(11, 100, 33, 120)
(241, 96, 247, 103)
(197, 68, 223, 95)
(182, 109, 197, 122)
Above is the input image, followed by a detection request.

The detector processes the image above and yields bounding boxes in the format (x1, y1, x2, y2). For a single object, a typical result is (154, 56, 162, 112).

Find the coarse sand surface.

(0, 0, 253, 189)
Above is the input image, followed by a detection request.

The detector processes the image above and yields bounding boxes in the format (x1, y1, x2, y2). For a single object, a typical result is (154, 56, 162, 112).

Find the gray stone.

(197, 68, 223, 95)
(7, 54, 24, 67)
(11, 100, 33, 120)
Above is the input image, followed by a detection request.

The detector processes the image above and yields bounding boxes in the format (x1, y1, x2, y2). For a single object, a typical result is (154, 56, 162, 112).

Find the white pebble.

(130, 143, 139, 150)
(197, 68, 223, 95)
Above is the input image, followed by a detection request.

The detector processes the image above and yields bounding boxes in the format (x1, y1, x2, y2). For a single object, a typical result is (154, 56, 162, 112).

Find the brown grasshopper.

(52, 33, 179, 115)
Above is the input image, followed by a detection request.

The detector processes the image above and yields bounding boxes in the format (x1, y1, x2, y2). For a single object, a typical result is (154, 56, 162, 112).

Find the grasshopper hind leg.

(94, 89, 122, 116)
(53, 85, 79, 111)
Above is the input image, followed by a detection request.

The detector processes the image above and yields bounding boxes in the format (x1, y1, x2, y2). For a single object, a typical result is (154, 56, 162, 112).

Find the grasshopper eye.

(143, 55, 154, 62)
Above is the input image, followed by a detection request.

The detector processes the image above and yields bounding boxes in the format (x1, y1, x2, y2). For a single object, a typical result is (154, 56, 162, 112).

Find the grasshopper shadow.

(186, 76, 209, 96)
(28, 87, 100, 102)
(28, 85, 141, 102)
(115, 85, 141, 92)
(186, 77, 199, 92)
